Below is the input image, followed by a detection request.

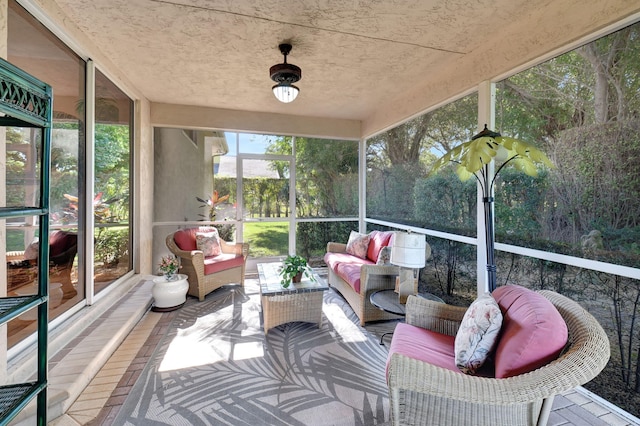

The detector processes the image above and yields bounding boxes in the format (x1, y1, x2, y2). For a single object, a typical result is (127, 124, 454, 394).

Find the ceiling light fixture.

(270, 43, 301, 103)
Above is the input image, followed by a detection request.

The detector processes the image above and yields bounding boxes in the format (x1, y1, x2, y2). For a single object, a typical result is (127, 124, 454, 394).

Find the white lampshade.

(272, 84, 299, 103)
(391, 232, 426, 268)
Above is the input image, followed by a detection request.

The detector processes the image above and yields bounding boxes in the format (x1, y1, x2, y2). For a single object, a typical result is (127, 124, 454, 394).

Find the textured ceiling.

(19, 0, 640, 132)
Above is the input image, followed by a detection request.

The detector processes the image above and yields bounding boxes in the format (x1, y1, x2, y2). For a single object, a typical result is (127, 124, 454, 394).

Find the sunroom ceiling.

(27, 0, 640, 135)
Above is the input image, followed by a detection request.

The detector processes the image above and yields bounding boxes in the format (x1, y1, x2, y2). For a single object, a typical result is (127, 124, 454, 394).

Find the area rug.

(113, 278, 396, 425)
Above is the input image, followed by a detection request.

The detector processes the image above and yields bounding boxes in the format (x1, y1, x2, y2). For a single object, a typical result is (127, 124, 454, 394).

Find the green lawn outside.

(6, 229, 26, 252)
(243, 222, 289, 257)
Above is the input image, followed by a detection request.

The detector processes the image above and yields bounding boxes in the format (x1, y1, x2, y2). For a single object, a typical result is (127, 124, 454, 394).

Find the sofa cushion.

(174, 227, 219, 251)
(454, 293, 503, 374)
(492, 285, 568, 378)
(346, 231, 370, 259)
(323, 252, 371, 271)
(196, 230, 221, 256)
(203, 253, 245, 275)
(335, 262, 364, 293)
(386, 323, 459, 378)
(367, 230, 394, 262)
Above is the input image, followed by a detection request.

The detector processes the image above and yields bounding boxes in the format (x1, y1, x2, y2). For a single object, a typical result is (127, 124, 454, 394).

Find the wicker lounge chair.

(386, 290, 610, 426)
(166, 227, 249, 301)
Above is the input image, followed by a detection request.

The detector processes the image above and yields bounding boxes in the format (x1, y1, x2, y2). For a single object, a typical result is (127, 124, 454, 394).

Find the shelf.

(0, 296, 45, 326)
(0, 382, 42, 424)
(0, 207, 47, 219)
(0, 56, 52, 425)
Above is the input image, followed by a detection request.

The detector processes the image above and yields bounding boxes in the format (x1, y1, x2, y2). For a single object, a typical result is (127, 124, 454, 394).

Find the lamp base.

(396, 268, 417, 304)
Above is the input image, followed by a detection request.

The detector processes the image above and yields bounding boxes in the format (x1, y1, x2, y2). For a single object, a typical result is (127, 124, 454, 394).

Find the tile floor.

(45, 278, 640, 426)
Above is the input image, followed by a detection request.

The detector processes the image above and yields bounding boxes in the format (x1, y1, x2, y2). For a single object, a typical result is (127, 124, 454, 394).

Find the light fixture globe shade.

(272, 84, 299, 103)
(390, 232, 427, 269)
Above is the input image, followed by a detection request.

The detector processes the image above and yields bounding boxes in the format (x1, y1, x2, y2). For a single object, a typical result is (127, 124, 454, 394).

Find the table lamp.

(390, 232, 426, 303)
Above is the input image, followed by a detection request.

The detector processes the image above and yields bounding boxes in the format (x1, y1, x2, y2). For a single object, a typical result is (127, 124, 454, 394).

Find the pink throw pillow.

(346, 231, 370, 259)
(454, 293, 503, 374)
(366, 230, 393, 262)
(492, 285, 568, 378)
(174, 229, 197, 251)
(196, 230, 221, 257)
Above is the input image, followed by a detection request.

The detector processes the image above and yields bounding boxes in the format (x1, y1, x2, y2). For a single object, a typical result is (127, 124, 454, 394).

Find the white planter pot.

(152, 273, 189, 311)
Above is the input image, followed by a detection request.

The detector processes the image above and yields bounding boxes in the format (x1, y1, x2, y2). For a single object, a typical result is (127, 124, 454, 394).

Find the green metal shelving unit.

(0, 57, 52, 426)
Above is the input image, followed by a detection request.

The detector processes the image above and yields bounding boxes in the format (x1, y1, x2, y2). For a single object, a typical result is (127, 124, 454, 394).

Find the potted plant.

(279, 254, 315, 288)
(196, 190, 230, 221)
(158, 254, 180, 281)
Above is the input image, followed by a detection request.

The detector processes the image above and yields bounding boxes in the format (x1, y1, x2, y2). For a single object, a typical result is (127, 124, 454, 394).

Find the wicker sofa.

(324, 230, 412, 326)
(166, 227, 249, 301)
(386, 285, 610, 426)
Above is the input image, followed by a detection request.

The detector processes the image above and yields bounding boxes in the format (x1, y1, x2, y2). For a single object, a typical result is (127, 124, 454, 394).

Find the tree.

(367, 94, 477, 221)
(95, 123, 130, 222)
(577, 26, 636, 123)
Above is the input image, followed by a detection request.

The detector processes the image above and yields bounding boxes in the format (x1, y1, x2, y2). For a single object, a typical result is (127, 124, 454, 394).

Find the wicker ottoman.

(258, 262, 329, 334)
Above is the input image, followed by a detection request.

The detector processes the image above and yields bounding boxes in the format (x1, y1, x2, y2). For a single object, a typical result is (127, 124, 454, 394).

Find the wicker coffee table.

(258, 262, 329, 335)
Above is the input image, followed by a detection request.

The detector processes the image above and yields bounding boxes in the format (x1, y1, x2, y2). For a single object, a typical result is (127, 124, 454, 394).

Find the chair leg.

(537, 396, 555, 426)
(390, 387, 400, 426)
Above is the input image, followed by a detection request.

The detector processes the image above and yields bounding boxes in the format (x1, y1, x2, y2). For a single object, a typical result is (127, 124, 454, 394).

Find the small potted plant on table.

(279, 254, 315, 288)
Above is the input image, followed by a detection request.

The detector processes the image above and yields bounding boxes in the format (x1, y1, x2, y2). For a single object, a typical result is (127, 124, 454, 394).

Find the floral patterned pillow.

(196, 230, 221, 257)
(376, 245, 392, 265)
(347, 231, 371, 259)
(345, 231, 370, 259)
(454, 293, 503, 374)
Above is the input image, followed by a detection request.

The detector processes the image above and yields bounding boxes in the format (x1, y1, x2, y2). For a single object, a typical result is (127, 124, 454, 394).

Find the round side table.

(370, 289, 407, 316)
(370, 289, 444, 344)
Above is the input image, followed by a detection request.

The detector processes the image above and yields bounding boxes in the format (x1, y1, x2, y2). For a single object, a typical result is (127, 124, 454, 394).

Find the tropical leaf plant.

(196, 190, 230, 220)
(279, 254, 315, 287)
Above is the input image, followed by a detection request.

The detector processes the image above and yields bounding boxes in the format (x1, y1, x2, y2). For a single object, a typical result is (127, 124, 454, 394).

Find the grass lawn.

(6, 229, 30, 252)
(243, 222, 288, 257)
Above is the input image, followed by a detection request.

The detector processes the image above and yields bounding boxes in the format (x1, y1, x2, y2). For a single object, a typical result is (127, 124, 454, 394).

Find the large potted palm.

(429, 125, 554, 292)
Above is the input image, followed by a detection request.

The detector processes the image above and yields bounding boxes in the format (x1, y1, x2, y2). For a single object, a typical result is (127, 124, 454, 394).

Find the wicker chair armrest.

(360, 264, 400, 293)
(362, 264, 398, 275)
(326, 242, 347, 253)
(388, 353, 561, 405)
(405, 295, 466, 336)
(220, 240, 249, 258)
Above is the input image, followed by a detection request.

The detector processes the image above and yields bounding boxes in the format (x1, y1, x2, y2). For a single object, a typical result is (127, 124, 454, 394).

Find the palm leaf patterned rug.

(114, 277, 396, 425)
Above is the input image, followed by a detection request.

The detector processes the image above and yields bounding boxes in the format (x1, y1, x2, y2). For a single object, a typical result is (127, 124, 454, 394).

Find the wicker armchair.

(386, 291, 610, 426)
(6, 230, 77, 297)
(166, 228, 249, 301)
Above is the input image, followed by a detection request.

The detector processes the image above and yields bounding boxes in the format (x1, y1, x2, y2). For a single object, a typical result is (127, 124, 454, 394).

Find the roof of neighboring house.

(217, 156, 281, 179)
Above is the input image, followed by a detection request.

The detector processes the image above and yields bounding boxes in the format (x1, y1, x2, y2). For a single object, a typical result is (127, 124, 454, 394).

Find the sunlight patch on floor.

(158, 303, 264, 371)
(233, 341, 264, 360)
(324, 302, 367, 343)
